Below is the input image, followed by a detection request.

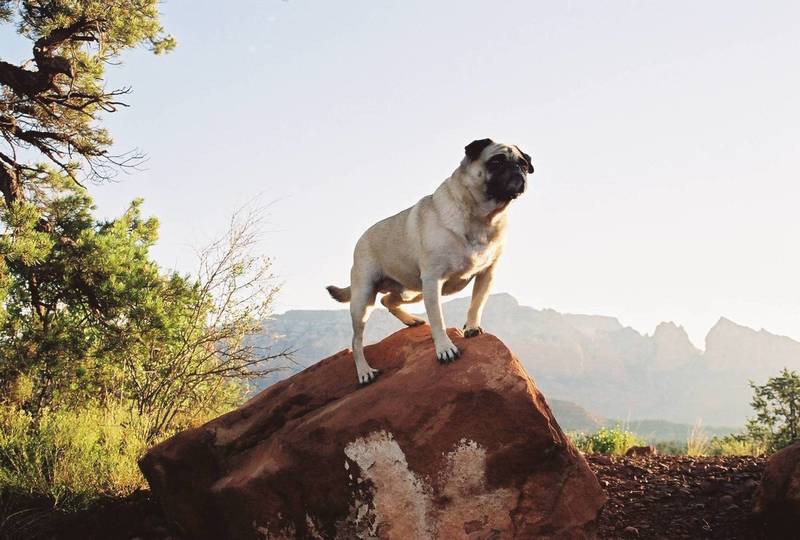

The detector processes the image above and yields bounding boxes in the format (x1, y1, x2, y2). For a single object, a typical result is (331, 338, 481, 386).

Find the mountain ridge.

(253, 293, 800, 428)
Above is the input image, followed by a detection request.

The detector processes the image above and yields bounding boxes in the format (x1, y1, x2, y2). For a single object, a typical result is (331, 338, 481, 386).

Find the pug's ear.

(515, 146, 534, 173)
(464, 139, 494, 161)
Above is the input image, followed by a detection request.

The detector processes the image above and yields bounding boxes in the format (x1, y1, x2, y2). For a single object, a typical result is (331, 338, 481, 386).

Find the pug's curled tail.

(326, 285, 351, 303)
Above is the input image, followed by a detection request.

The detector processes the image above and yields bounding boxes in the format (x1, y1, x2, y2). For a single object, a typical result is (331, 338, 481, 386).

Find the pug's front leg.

(464, 265, 495, 338)
(422, 275, 460, 364)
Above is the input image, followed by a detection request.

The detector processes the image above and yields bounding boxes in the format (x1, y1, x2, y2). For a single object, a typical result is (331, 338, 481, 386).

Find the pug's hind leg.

(350, 284, 380, 385)
(381, 292, 425, 327)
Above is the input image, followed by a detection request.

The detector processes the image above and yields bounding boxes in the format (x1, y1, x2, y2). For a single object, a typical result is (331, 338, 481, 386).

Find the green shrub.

(571, 426, 641, 455)
(0, 210, 284, 511)
(654, 440, 687, 455)
(746, 368, 800, 452)
(0, 403, 149, 510)
(708, 433, 766, 457)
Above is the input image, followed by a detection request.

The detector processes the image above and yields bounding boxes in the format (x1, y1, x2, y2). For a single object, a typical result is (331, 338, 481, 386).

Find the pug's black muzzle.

(487, 165, 527, 202)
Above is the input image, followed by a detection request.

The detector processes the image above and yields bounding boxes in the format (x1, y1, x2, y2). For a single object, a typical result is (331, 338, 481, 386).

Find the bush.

(571, 426, 641, 455)
(708, 434, 766, 457)
(654, 440, 687, 455)
(746, 368, 800, 452)
(0, 403, 149, 510)
(0, 208, 287, 510)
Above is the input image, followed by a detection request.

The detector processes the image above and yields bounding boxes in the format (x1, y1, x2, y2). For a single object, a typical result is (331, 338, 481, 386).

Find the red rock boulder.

(753, 441, 800, 536)
(139, 326, 606, 539)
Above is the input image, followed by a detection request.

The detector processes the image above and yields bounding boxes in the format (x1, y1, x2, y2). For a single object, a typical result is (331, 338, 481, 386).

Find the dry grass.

(686, 419, 710, 456)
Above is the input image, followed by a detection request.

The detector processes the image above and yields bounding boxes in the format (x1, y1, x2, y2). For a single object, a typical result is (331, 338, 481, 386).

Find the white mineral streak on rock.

(344, 431, 435, 539)
(436, 439, 516, 538)
(341, 432, 518, 539)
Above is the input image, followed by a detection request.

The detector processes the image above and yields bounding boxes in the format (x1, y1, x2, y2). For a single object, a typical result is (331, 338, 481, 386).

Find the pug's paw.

(357, 367, 381, 386)
(463, 325, 484, 338)
(436, 340, 461, 364)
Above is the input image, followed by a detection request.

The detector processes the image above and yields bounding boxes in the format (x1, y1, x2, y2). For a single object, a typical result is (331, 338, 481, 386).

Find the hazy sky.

(3, 1, 799, 346)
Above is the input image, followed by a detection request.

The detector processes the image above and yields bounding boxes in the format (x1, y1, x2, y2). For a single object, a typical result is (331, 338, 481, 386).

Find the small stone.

(720, 494, 734, 506)
(625, 445, 657, 458)
(622, 526, 640, 537)
(594, 455, 613, 466)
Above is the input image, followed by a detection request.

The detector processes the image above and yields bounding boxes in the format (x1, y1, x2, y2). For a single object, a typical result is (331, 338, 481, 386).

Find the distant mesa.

(705, 316, 800, 372)
(253, 293, 800, 429)
(562, 313, 624, 337)
(652, 321, 701, 371)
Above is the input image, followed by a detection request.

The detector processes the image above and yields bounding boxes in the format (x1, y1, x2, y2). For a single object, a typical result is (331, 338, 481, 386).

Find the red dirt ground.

(587, 454, 770, 539)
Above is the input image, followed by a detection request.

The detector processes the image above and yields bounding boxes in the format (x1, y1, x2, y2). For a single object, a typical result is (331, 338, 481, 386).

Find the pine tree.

(0, 1, 174, 404)
(0, 0, 174, 204)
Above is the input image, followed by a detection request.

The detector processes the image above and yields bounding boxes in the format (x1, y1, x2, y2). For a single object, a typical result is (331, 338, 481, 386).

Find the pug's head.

(461, 138, 533, 203)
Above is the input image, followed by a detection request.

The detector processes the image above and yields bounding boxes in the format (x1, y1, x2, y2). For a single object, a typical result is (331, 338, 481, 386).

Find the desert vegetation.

(570, 369, 799, 457)
(570, 426, 642, 455)
(0, 207, 287, 510)
(0, 0, 289, 520)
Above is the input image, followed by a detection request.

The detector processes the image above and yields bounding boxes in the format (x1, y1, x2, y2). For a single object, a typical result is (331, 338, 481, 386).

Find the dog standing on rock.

(327, 138, 533, 385)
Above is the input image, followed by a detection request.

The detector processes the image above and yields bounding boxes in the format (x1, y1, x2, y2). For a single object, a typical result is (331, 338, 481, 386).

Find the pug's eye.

(487, 156, 505, 168)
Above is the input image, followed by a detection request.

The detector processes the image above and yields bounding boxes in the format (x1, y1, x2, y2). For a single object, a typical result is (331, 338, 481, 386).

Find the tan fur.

(327, 141, 530, 384)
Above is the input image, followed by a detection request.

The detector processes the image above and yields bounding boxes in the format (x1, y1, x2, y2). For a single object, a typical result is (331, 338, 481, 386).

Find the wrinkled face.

(463, 138, 533, 203)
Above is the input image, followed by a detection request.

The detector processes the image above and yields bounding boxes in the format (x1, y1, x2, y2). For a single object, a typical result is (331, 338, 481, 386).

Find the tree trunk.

(0, 163, 23, 207)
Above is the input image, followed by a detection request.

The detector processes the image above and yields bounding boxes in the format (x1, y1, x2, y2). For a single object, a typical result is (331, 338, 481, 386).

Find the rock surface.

(140, 325, 605, 539)
(753, 441, 800, 537)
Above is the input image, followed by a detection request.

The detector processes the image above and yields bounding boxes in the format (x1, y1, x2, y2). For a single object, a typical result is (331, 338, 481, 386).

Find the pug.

(327, 138, 533, 384)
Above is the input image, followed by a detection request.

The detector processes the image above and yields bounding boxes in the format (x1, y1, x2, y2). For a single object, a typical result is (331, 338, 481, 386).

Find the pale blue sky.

(3, 1, 799, 346)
